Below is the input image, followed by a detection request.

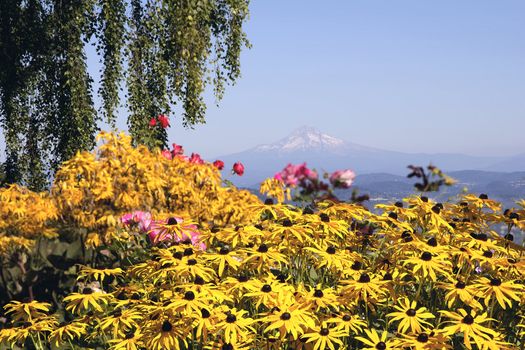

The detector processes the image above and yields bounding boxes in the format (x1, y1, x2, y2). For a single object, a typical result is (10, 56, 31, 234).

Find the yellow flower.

(440, 309, 500, 350)
(387, 298, 435, 334)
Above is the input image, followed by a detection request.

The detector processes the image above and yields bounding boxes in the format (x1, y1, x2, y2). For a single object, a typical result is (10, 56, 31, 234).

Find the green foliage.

(0, 0, 251, 189)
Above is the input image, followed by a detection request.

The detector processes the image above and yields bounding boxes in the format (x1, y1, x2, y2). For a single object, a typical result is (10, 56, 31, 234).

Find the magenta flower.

(189, 153, 204, 164)
(274, 163, 317, 187)
(329, 169, 356, 188)
(121, 211, 152, 233)
(161, 149, 173, 160)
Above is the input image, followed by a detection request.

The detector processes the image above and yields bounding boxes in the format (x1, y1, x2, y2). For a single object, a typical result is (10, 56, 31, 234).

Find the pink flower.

(148, 217, 206, 250)
(329, 169, 356, 188)
(121, 211, 152, 233)
(149, 117, 157, 127)
(213, 160, 225, 170)
(172, 143, 184, 156)
(274, 163, 318, 187)
(161, 149, 173, 160)
(189, 153, 204, 164)
(232, 162, 244, 176)
(158, 114, 170, 128)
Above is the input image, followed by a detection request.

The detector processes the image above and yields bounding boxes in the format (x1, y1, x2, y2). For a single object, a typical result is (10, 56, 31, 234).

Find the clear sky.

(91, 1, 525, 158)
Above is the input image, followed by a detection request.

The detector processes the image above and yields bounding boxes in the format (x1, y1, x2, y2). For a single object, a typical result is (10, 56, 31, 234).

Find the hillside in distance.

(219, 126, 523, 188)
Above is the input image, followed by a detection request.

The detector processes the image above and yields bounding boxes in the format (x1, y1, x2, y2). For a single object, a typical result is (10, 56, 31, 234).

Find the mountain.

(219, 126, 519, 187)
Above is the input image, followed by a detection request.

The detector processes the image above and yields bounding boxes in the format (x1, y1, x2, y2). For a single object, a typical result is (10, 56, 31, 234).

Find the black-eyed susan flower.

(440, 309, 499, 349)
(356, 328, 397, 350)
(302, 325, 346, 350)
(473, 276, 523, 309)
(387, 298, 435, 334)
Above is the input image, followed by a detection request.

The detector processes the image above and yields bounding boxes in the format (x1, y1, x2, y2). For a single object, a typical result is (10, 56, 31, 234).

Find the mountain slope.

(218, 126, 511, 187)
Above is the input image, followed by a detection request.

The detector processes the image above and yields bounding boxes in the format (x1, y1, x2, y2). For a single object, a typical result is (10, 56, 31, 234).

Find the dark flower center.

(406, 308, 417, 317)
(483, 250, 493, 258)
(303, 207, 315, 215)
(510, 212, 520, 220)
(237, 275, 248, 282)
(265, 198, 274, 205)
(161, 320, 173, 332)
(462, 315, 474, 325)
(479, 193, 488, 199)
(219, 247, 230, 255)
(426, 237, 437, 247)
(395, 201, 403, 208)
(421, 251, 432, 261)
(261, 284, 272, 293)
(282, 219, 293, 227)
(420, 196, 428, 202)
(388, 212, 398, 220)
(257, 244, 269, 253)
(417, 333, 429, 343)
(280, 312, 291, 321)
(504, 234, 514, 241)
(226, 313, 237, 323)
(319, 213, 330, 222)
(376, 341, 387, 350)
(431, 205, 441, 214)
(383, 272, 393, 281)
(194, 276, 205, 285)
(187, 259, 197, 265)
(490, 278, 502, 286)
(320, 328, 329, 336)
(342, 315, 351, 321)
(184, 248, 194, 256)
(199, 308, 210, 318)
(358, 273, 370, 283)
(351, 261, 362, 270)
(313, 289, 324, 298)
(125, 330, 135, 339)
(326, 246, 336, 254)
(455, 281, 466, 289)
(167, 217, 178, 225)
(82, 287, 93, 294)
(222, 344, 234, 350)
(184, 291, 195, 300)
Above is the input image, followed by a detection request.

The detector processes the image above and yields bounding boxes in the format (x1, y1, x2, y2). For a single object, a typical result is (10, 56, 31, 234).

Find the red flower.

(232, 162, 244, 176)
(189, 153, 204, 164)
(171, 143, 184, 156)
(161, 149, 172, 160)
(213, 160, 225, 170)
(149, 117, 157, 127)
(158, 114, 170, 128)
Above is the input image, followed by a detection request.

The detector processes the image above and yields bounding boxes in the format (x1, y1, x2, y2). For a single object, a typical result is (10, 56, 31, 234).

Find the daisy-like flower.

(402, 251, 452, 282)
(145, 319, 188, 350)
(97, 308, 143, 339)
(473, 276, 523, 309)
(356, 328, 397, 350)
(440, 309, 500, 350)
(3, 300, 51, 323)
(438, 279, 483, 310)
(49, 321, 89, 347)
(326, 313, 367, 335)
(302, 325, 346, 350)
(108, 329, 144, 350)
(387, 298, 435, 334)
(244, 276, 282, 309)
(63, 288, 114, 314)
(214, 308, 256, 345)
(240, 243, 288, 273)
(262, 302, 316, 340)
(340, 273, 386, 304)
(397, 331, 451, 350)
(204, 246, 242, 276)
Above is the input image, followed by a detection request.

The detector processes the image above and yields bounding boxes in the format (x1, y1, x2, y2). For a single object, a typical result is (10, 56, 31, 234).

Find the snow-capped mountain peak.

(254, 126, 350, 154)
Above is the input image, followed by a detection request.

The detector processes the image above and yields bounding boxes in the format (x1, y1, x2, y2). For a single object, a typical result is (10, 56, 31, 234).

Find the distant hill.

(218, 126, 522, 187)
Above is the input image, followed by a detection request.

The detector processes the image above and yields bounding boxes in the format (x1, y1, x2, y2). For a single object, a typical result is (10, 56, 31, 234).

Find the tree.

(0, 0, 250, 190)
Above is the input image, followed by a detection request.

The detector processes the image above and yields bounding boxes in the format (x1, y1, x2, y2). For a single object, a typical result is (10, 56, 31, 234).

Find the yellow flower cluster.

(2, 189, 525, 349)
(51, 132, 260, 247)
(0, 184, 58, 257)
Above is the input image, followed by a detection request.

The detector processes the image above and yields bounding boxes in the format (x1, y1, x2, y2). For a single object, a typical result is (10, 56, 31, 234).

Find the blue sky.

(56, 1, 525, 159)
